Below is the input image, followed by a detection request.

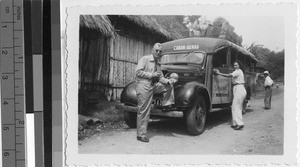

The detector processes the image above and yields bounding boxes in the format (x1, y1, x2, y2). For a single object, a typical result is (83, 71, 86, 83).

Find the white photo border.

(61, 1, 299, 166)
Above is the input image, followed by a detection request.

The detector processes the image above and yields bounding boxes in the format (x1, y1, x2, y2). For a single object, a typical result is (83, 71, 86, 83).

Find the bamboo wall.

(79, 33, 155, 101)
(108, 34, 153, 100)
(79, 18, 168, 101)
(79, 34, 111, 100)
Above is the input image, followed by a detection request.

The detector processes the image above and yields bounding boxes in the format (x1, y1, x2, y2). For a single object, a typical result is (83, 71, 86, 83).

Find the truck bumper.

(116, 104, 184, 118)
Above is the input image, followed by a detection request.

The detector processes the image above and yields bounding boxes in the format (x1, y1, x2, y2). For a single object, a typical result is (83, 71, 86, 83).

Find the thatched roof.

(80, 15, 187, 40)
(80, 15, 115, 37)
(120, 15, 186, 40)
(150, 15, 188, 39)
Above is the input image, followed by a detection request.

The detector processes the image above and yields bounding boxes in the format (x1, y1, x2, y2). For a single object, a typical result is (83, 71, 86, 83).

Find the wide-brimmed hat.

(263, 71, 269, 75)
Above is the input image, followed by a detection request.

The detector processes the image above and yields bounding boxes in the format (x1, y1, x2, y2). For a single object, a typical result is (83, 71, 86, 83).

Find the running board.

(211, 107, 231, 112)
(116, 104, 184, 118)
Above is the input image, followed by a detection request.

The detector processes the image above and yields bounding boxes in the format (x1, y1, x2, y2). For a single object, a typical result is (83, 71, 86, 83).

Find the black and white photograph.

(78, 14, 285, 153)
(62, 1, 298, 166)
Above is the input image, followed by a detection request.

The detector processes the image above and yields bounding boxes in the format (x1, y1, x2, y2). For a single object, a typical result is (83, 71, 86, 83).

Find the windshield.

(161, 52, 205, 65)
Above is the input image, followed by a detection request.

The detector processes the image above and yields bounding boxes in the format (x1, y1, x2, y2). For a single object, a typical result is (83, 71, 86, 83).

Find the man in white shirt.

(263, 71, 274, 110)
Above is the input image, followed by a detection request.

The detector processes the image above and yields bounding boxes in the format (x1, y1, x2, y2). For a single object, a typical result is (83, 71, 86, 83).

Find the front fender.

(175, 81, 210, 108)
(121, 81, 211, 111)
(120, 81, 138, 106)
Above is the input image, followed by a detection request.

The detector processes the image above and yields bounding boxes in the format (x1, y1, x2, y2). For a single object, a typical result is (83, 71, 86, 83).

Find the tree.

(266, 50, 284, 79)
(248, 43, 284, 79)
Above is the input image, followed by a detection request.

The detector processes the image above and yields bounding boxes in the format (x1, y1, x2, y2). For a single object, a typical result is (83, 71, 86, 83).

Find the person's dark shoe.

(137, 136, 149, 142)
(234, 125, 244, 130)
(231, 125, 238, 129)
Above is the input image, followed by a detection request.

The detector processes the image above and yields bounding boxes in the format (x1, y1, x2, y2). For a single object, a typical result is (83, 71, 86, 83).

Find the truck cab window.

(213, 48, 227, 68)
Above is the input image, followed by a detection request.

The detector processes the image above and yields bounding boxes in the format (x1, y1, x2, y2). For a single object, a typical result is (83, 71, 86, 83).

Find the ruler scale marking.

(1, 0, 26, 167)
(13, 1, 16, 167)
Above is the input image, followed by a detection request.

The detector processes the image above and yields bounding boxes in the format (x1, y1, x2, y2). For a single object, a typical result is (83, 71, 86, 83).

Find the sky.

(206, 16, 285, 52)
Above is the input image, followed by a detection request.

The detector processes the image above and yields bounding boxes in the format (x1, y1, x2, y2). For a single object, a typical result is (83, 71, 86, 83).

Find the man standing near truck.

(263, 71, 274, 110)
(135, 43, 177, 142)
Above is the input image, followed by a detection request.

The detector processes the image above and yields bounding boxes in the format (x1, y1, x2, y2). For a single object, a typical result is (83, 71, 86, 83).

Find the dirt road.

(79, 87, 283, 155)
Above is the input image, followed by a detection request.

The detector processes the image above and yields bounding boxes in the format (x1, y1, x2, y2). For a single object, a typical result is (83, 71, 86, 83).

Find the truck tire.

(186, 95, 207, 135)
(124, 111, 137, 128)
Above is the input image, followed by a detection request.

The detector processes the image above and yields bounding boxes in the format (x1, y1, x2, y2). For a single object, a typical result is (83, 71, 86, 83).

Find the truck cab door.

(211, 48, 232, 105)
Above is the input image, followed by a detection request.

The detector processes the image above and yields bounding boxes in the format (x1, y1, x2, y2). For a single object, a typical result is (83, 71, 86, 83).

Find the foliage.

(266, 50, 284, 80)
(248, 43, 284, 80)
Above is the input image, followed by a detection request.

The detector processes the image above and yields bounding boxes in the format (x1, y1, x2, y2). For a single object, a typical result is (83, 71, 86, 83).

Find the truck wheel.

(186, 96, 207, 135)
(124, 111, 137, 128)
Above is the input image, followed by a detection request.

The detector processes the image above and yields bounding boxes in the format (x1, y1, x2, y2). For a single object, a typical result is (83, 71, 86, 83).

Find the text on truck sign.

(174, 45, 199, 50)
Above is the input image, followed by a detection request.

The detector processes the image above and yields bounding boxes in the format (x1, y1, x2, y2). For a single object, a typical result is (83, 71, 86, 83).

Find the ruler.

(1, 0, 26, 166)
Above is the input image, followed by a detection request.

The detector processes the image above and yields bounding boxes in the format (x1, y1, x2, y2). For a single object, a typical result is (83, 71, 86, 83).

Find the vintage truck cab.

(117, 37, 257, 135)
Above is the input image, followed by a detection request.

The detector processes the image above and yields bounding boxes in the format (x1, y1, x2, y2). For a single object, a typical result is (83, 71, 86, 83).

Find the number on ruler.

(19, 120, 24, 125)
(3, 126, 9, 131)
(2, 50, 8, 54)
(5, 6, 9, 13)
(2, 75, 8, 80)
(2, 24, 7, 28)
(3, 100, 8, 105)
(3, 152, 10, 156)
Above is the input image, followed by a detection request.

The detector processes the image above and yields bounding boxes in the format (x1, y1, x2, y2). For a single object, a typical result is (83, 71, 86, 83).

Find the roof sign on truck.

(174, 45, 199, 51)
